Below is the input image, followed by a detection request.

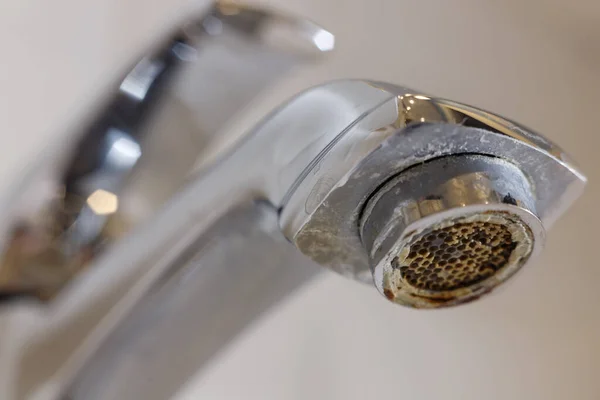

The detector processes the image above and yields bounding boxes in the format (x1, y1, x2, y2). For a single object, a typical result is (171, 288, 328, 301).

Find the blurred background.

(1, 0, 599, 399)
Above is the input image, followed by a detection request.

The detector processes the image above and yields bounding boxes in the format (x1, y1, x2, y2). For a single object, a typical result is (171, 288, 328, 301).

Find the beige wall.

(0, 0, 598, 399)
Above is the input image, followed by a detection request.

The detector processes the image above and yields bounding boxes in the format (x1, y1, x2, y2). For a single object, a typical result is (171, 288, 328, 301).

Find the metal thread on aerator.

(360, 154, 543, 308)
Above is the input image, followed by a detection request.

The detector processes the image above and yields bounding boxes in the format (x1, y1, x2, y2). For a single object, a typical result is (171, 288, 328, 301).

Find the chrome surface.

(66, 202, 320, 400)
(0, 4, 334, 399)
(284, 86, 585, 282)
(360, 154, 544, 307)
(51, 79, 584, 398)
(0, 3, 587, 399)
(361, 155, 539, 264)
(0, 2, 332, 302)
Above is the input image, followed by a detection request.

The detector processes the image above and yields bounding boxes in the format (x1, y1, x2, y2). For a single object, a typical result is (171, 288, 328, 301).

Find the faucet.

(0, 2, 585, 399)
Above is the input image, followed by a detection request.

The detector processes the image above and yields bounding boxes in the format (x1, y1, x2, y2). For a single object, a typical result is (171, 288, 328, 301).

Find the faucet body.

(0, 3, 585, 399)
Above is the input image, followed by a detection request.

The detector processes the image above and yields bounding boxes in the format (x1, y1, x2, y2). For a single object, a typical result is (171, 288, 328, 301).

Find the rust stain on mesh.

(394, 221, 517, 292)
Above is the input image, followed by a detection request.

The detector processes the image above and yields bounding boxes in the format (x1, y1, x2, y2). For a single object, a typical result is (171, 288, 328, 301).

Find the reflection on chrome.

(118, 59, 165, 101)
(312, 29, 335, 51)
(86, 190, 118, 216)
(105, 129, 141, 169)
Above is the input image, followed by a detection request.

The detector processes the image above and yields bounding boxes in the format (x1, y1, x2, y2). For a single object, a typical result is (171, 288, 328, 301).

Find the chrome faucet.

(0, 2, 585, 399)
